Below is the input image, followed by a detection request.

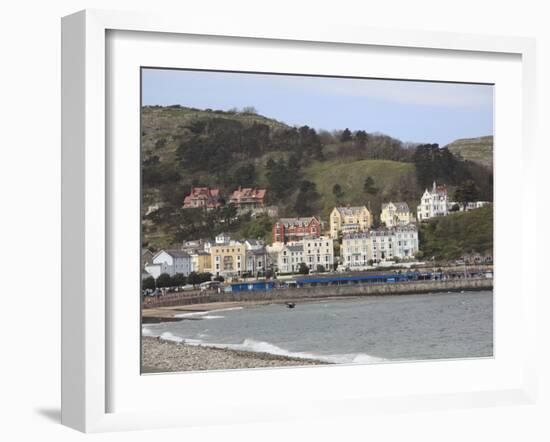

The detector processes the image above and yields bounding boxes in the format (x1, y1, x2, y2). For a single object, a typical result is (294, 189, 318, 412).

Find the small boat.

(285, 302, 296, 309)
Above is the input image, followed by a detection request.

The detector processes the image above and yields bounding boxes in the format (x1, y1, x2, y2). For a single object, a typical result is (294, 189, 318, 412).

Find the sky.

(141, 68, 493, 147)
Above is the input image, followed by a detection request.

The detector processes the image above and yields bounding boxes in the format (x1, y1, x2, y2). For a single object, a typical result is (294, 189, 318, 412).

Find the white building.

(370, 226, 419, 262)
(215, 232, 231, 244)
(145, 250, 192, 278)
(276, 244, 305, 274)
(244, 239, 268, 275)
(301, 236, 334, 271)
(448, 200, 491, 212)
(417, 181, 449, 221)
(341, 226, 419, 268)
(341, 232, 371, 270)
(269, 236, 334, 274)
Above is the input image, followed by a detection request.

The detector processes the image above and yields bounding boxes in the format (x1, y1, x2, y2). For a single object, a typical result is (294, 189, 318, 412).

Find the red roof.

(183, 187, 222, 208)
(230, 187, 266, 203)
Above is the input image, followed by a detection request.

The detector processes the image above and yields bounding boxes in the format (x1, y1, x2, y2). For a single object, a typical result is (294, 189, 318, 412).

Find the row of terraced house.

(144, 181, 490, 280)
(144, 233, 269, 279)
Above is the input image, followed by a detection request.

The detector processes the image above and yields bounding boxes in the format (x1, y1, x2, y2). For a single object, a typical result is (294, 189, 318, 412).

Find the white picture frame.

(61, 9, 537, 433)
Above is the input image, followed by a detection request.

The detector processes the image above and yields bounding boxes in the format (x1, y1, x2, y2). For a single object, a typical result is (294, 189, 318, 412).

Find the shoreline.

(142, 288, 492, 323)
(141, 336, 329, 373)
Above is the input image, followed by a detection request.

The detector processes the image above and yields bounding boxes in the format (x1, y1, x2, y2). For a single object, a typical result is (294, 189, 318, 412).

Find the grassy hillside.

(140, 105, 493, 250)
(418, 205, 493, 261)
(446, 136, 493, 169)
(303, 159, 418, 217)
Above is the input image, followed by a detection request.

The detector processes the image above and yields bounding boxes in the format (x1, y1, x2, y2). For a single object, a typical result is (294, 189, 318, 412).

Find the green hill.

(303, 159, 418, 217)
(446, 136, 493, 169)
(140, 105, 493, 250)
(418, 205, 493, 261)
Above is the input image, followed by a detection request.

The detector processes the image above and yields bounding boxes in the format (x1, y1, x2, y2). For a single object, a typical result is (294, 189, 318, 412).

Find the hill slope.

(303, 159, 418, 217)
(446, 136, 493, 169)
(418, 205, 493, 261)
(140, 106, 493, 250)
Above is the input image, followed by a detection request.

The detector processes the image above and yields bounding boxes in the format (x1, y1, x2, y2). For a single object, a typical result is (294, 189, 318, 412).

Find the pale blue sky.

(142, 68, 493, 147)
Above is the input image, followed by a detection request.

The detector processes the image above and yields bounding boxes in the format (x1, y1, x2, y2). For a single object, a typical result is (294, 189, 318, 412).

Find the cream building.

(189, 250, 212, 273)
(380, 202, 414, 228)
(210, 242, 246, 277)
(329, 206, 372, 239)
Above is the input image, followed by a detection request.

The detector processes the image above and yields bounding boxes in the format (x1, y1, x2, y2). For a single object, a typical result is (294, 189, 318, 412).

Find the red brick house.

(272, 217, 321, 243)
(182, 187, 222, 210)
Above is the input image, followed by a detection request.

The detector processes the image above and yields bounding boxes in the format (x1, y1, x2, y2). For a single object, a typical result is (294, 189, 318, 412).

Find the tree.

(187, 272, 201, 287)
(298, 262, 310, 275)
(241, 106, 258, 114)
(198, 272, 213, 283)
(221, 204, 238, 226)
(340, 128, 352, 142)
(294, 180, 320, 215)
(332, 183, 344, 201)
(156, 273, 173, 288)
(231, 163, 256, 188)
(172, 273, 187, 287)
(242, 214, 272, 239)
(354, 130, 368, 147)
(363, 176, 378, 195)
(266, 159, 300, 199)
(454, 180, 480, 209)
(142, 276, 155, 291)
(316, 264, 326, 273)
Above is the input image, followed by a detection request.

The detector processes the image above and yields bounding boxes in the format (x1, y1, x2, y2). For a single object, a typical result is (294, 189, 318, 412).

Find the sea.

(142, 291, 493, 364)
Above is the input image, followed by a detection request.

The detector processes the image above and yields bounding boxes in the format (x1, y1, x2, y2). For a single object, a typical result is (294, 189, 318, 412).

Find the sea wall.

(143, 277, 493, 308)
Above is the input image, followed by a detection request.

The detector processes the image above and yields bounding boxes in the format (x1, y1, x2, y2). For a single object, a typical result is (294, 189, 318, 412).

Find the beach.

(142, 291, 493, 371)
(142, 336, 328, 373)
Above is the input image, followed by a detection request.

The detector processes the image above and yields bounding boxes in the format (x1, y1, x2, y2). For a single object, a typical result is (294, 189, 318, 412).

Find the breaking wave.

(174, 307, 243, 319)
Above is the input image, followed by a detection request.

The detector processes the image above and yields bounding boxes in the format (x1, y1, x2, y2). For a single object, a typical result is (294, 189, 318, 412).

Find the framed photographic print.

(61, 9, 537, 432)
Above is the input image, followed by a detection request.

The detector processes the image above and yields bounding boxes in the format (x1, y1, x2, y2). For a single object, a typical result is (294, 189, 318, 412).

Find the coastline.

(142, 336, 329, 373)
(142, 286, 493, 323)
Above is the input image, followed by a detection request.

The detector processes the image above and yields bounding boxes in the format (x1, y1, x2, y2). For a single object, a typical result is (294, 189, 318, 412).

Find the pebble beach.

(141, 336, 328, 373)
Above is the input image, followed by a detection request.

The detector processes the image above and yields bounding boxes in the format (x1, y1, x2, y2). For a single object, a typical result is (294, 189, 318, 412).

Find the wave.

(189, 337, 386, 364)
(143, 327, 386, 365)
(174, 307, 243, 319)
(142, 326, 155, 336)
(159, 331, 185, 343)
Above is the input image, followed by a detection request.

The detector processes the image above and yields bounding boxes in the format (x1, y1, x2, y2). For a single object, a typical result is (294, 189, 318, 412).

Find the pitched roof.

(230, 187, 267, 202)
(278, 216, 319, 227)
(286, 244, 304, 253)
(382, 202, 410, 213)
(163, 250, 191, 259)
(183, 187, 222, 208)
(342, 232, 370, 240)
(334, 206, 368, 216)
(247, 247, 267, 255)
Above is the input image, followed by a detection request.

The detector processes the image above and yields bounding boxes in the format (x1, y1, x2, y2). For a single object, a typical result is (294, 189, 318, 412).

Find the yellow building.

(380, 202, 414, 228)
(210, 242, 246, 276)
(330, 206, 372, 239)
(190, 251, 212, 273)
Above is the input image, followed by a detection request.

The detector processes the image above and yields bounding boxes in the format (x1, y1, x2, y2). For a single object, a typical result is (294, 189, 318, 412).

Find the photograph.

(139, 68, 494, 374)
